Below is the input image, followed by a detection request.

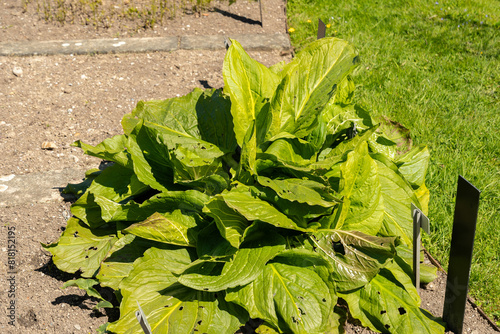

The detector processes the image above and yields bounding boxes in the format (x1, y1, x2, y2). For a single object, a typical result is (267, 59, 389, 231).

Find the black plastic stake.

(317, 19, 326, 39)
(443, 176, 481, 334)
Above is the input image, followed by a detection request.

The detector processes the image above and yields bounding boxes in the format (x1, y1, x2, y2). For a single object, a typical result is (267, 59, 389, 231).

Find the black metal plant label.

(442, 175, 481, 334)
(317, 19, 326, 39)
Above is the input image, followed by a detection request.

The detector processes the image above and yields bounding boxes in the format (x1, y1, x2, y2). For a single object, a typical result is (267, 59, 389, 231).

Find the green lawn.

(287, 0, 500, 325)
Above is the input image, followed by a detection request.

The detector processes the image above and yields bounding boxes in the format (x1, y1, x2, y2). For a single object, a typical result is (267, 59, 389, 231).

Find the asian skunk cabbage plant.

(43, 38, 444, 334)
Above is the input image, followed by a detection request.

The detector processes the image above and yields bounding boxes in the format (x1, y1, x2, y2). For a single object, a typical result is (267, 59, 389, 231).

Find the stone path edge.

(0, 168, 85, 207)
(0, 33, 291, 56)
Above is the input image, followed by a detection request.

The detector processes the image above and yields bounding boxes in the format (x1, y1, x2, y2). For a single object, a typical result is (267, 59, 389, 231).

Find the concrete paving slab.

(0, 168, 84, 206)
(231, 33, 291, 51)
(180, 35, 226, 51)
(180, 33, 291, 51)
(0, 33, 290, 56)
(0, 37, 179, 56)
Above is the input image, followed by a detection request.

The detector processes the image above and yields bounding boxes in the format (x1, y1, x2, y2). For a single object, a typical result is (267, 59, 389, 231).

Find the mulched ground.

(0, 0, 497, 333)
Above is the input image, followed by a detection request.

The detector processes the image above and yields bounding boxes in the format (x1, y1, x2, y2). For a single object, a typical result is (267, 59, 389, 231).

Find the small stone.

(425, 282, 435, 291)
(0, 174, 15, 182)
(81, 74, 88, 79)
(41, 141, 57, 150)
(13, 66, 23, 77)
(62, 210, 71, 220)
(74, 324, 81, 330)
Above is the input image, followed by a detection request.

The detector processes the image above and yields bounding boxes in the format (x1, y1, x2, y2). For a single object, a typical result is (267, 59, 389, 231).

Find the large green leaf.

(261, 137, 317, 168)
(70, 192, 105, 228)
(92, 189, 210, 224)
(369, 117, 412, 160)
(195, 222, 237, 260)
(139, 190, 209, 214)
(271, 249, 336, 294)
(268, 38, 359, 139)
(340, 267, 445, 333)
(126, 123, 172, 192)
(239, 119, 258, 177)
(375, 158, 422, 246)
(119, 247, 193, 294)
(334, 141, 384, 235)
(203, 196, 249, 249)
(96, 235, 184, 289)
(122, 89, 236, 181)
(256, 176, 339, 208)
(124, 211, 199, 247)
(122, 89, 202, 137)
(195, 88, 237, 152)
(42, 218, 118, 277)
(322, 125, 378, 161)
(96, 234, 138, 289)
(168, 142, 225, 177)
(177, 226, 285, 292)
(394, 244, 438, 285)
(110, 284, 247, 334)
(305, 76, 360, 154)
(70, 163, 150, 228)
(310, 230, 397, 292)
(113, 248, 243, 334)
(226, 262, 335, 334)
(73, 135, 132, 168)
(109, 248, 246, 334)
(223, 39, 280, 147)
(127, 118, 226, 192)
(320, 103, 374, 151)
(63, 168, 101, 199)
(414, 183, 430, 216)
(318, 76, 373, 144)
(251, 183, 334, 225)
(396, 145, 430, 189)
(146, 123, 228, 191)
(221, 186, 312, 232)
(331, 74, 356, 106)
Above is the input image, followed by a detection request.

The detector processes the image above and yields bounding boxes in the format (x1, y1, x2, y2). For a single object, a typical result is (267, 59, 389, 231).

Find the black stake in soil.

(442, 176, 480, 334)
(317, 19, 326, 39)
